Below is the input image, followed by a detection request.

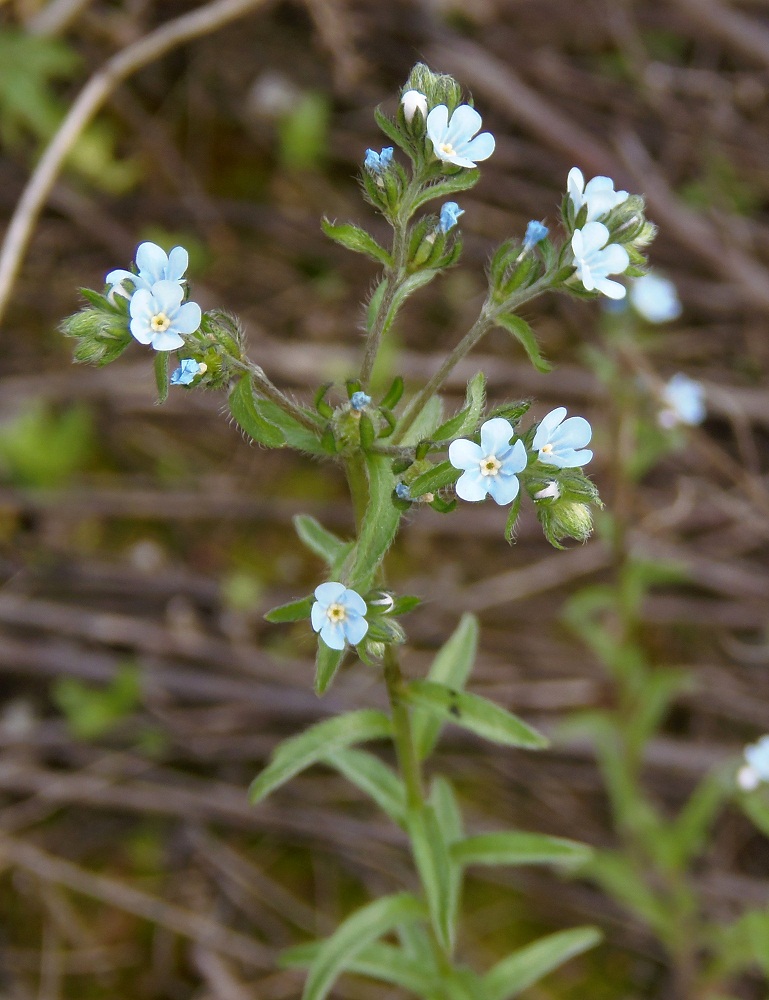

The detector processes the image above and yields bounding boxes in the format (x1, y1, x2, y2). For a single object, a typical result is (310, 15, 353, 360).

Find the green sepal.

(315, 640, 346, 695)
(298, 892, 426, 1000)
(345, 379, 362, 396)
(494, 314, 552, 373)
(408, 460, 460, 497)
(405, 679, 548, 750)
(432, 371, 486, 441)
(314, 383, 334, 418)
(504, 492, 522, 544)
(487, 399, 531, 425)
(229, 375, 285, 448)
(248, 709, 393, 802)
(321, 218, 393, 267)
(80, 286, 124, 312)
(294, 514, 351, 570)
(380, 375, 404, 409)
(412, 171, 480, 212)
(378, 407, 396, 437)
(264, 596, 313, 623)
(482, 927, 602, 1000)
(153, 350, 170, 404)
(320, 426, 337, 454)
(374, 105, 412, 153)
(430, 495, 457, 513)
(391, 594, 421, 615)
(452, 831, 591, 869)
(366, 280, 388, 333)
(359, 413, 376, 450)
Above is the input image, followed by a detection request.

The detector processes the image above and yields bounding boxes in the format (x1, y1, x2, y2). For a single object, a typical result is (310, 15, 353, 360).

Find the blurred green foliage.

(277, 90, 330, 171)
(0, 402, 93, 488)
(53, 661, 141, 740)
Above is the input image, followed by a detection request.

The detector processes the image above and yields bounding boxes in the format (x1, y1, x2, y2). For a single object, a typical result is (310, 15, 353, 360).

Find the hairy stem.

(383, 646, 423, 811)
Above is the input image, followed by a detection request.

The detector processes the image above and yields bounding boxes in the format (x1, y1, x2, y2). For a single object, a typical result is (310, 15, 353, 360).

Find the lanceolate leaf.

(264, 596, 313, 623)
(322, 748, 406, 825)
(432, 371, 486, 441)
(321, 218, 393, 267)
(229, 375, 286, 448)
(451, 831, 591, 868)
(483, 927, 602, 1000)
(254, 397, 327, 454)
(283, 940, 437, 996)
(301, 893, 426, 1000)
(294, 515, 351, 568)
(408, 805, 454, 951)
(495, 313, 552, 374)
(248, 710, 392, 802)
(412, 614, 478, 760)
(348, 453, 403, 592)
(407, 680, 548, 752)
(408, 461, 460, 498)
(412, 171, 480, 211)
(430, 777, 464, 946)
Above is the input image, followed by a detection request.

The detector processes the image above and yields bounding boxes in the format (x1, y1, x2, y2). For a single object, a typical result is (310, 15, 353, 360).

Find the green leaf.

(432, 372, 486, 441)
(282, 940, 437, 995)
(154, 351, 170, 404)
(348, 454, 403, 592)
(248, 709, 392, 802)
(431, 778, 464, 946)
(407, 680, 548, 751)
(662, 770, 728, 871)
(408, 805, 454, 951)
(321, 218, 392, 266)
(412, 614, 478, 760)
(322, 748, 406, 825)
(412, 171, 481, 211)
(398, 395, 445, 446)
(494, 313, 552, 373)
(301, 893, 426, 1000)
(294, 515, 351, 569)
(483, 927, 602, 1000)
(314, 641, 346, 695)
(452, 831, 591, 869)
(229, 375, 285, 448)
(408, 460, 460, 498)
(264, 596, 313, 623)
(254, 398, 326, 454)
(582, 850, 672, 937)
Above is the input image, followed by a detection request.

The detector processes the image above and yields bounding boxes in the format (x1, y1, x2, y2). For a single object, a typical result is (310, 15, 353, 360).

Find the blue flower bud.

(523, 220, 549, 250)
(438, 202, 464, 233)
(350, 391, 372, 411)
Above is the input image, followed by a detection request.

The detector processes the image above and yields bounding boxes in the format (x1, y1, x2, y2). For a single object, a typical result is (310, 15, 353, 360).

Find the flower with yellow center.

(426, 104, 495, 169)
(448, 417, 527, 505)
(129, 279, 202, 352)
(311, 582, 369, 651)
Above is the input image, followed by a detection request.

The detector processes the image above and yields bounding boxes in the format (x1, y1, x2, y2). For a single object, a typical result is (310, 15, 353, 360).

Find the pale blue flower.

(572, 222, 629, 299)
(129, 280, 202, 351)
(364, 147, 393, 173)
(171, 359, 204, 385)
(738, 735, 769, 791)
(311, 582, 368, 650)
(532, 407, 593, 468)
(350, 391, 371, 411)
(401, 89, 428, 123)
(395, 483, 412, 501)
(426, 104, 495, 169)
(523, 220, 549, 250)
(659, 373, 706, 428)
(106, 241, 189, 293)
(630, 273, 682, 324)
(438, 202, 464, 233)
(568, 167, 628, 222)
(448, 417, 527, 505)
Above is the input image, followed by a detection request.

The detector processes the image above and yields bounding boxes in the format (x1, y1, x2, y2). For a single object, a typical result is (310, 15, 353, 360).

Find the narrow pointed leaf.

(229, 375, 286, 448)
(431, 778, 464, 944)
(283, 940, 437, 995)
(398, 395, 444, 446)
(408, 805, 454, 951)
(322, 748, 406, 825)
(249, 709, 392, 802)
(253, 397, 326, 454)
(412, 171, 480, 211)
(264, 596, 313, 623)
(452, 831, 590, 868)
(495, 314, 552, 373)
(301, 893, 426, 1000)
(294, 515, 350, 567)
(315, 641, 346, 695)
(348, 454, 403, 592)
(408, 680, 547, 752)
(407, 460, 460, 497)
(321, 218, 392, 266)
(483, 927, 602, 1000)
(412, 615, 478, 760)
(432, 371, 486, 441)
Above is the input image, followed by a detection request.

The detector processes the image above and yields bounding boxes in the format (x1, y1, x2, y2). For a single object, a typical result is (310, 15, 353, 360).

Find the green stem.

(383, 645, 423, 810)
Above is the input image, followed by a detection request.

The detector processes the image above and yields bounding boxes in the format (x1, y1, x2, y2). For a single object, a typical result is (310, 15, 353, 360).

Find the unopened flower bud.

(401, 89, 428, 123)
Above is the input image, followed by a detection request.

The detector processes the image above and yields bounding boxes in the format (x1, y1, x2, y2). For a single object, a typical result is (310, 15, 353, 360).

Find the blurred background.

(0, 0, 768, 997)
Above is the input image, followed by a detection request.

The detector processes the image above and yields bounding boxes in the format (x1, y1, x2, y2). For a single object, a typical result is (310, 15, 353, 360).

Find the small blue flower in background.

(364, 147, 393, 173)
(532, 407, 593, 468)
(523, 220, 549, 250)
(571, 222, 629, 299)
(438, 202, 464, 233)
(129, 280, 202, 351)
(568, 167, 628, 223)
(738, 734, 769, 791)
(395, 483, 413, 501)
(401, 89, 428, 123)
(630, 273, 683, 324)
(107, 241, 189, 293)
(426, 104, 495, 169)
(311, 582, 369, 650)
(658, 373, 706, 429)
(350, 391, 372, 411)
(171, 359, 205, 386)
(449, 417, 527, 505)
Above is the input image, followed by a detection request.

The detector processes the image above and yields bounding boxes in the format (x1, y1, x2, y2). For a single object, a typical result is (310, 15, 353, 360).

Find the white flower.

(738, 735, 769, 791)
(658, 373, 706, 429)
(571, 222, 629, 299)
(448, 418, 527, 505)
(568, 167, 629, 222)
(630, 273, 682, 324)
(401, 89, 428, 123)
(426, 104, 495, 169)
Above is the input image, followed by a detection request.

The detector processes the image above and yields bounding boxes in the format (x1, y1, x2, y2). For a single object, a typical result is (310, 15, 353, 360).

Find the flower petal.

(129, 317, 153, 344)
(446, 104, 482, 144)
(320, 620, 346, 650)
(311, 602, 327, 631)
(106, 268, 137, 286)
(151, 280, 185, 313)
(167, 246, 189, 282)
(426, 104, 449, 144)
(600, 243, 630, 275)
(480, 417, 515, 455)
(567, 167, 585, 207)
(532, 407, 567, 450)
(550, 415, 592, 450)
(578, 221, 611, 254)
(343, 615, 368, 646)
(487, 472, 520, 505)
(596, 276, 627, 299)
(151, 329, 185, 351)
(342, 589, 367, 616)
(462, 131, 495, 163)
(135, 242, 168, 282)
(314, 581, 347, 605)
(173, 301, 202, 335)
(448, 438, 483, 470)
(455, 470, 488, 502)
(506, 438, 529, 474)
(129, 289, 155, 321)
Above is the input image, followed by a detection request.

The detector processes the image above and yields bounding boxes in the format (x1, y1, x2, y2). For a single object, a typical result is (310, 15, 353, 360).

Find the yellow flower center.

(480, 455, 501, 477)
(150, 312, 171, 332)
(327, 603, 347, 623)
(541, 443, 553, 454)
(439, 142, 456, 157)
